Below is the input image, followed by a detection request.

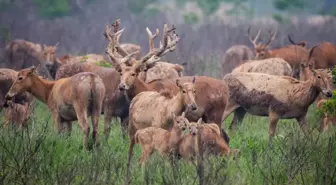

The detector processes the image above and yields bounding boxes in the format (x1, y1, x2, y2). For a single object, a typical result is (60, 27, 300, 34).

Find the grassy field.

(0, 100, 336, 185)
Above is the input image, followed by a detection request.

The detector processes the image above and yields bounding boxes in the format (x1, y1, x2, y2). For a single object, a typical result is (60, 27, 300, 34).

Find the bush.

(320, 67, 336, 116)
(33, 0, 71, 18)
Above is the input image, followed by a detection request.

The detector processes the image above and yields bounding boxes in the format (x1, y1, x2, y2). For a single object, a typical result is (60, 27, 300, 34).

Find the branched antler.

(135, 24, 179, 69)
(265, 28, 277, 46)
(247, 27, 261, 47)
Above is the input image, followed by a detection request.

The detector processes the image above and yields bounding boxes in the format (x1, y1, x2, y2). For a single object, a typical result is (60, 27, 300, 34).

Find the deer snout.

(190, 127, 198, 136)
(325, 90, 333, 98)
(118, 83, 128, 91)
(189, 103, 197, 111)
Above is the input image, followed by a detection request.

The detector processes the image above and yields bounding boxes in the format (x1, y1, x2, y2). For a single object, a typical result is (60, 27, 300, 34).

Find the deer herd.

(0, 18, 336, 182)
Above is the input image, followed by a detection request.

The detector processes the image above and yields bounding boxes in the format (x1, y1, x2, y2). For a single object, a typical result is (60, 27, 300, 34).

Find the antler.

(247, 27, 260, 47)
(104, 24, 138, 67)
(265, 28, 277, 46)
(135, 24, 179, 69)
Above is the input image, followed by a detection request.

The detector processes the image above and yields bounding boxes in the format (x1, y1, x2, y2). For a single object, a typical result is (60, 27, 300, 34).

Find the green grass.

(0, 101, 336, 185)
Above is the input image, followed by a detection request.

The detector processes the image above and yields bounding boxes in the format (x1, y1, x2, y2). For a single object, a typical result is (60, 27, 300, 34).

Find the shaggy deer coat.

(222, 69, 332, 136)
(231, 57, 292, 76)
(5, 67, 106, 151)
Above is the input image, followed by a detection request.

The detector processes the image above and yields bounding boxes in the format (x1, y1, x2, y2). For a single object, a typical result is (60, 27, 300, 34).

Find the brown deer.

(134, 112, 189, 165)
(4, 66, 106, 151)
(248, 27, 309, 79)
(125, 77, 197, 184)
(307, 42, 336, 69)
(5, 39, 53, 79)
(178, 118, 231, 161)
(55, 20, 182, 139)
(222, 45, 253, 76)
(222, 65, 332, 139)
(0, 68, 35, 128)
(287, 35, 307, 48)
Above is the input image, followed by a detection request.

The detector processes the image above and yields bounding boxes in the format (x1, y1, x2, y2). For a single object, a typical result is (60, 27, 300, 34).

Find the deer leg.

(74, 104, 90, 151)
(138, 146, 153, 165)
(64, 121, 72, 137)
(221, 102, 240, 127)
(268, 111, 280, 149)
(125, 125, 136, 185)
(52, 111, 63, 134)
(319, 117, 329, 133)
(91, 109, 101, 148)
(229, 107, 246, 130)
(296, 115, 309, 136)
(120, 116, 129, 141)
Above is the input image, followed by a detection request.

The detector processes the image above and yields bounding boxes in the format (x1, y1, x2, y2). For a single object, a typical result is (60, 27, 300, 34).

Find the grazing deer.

(307, 42, 336, 69)
(4, 66, 106, 151)
(222, 65, 332, 138)
(0, 68, 35, 128)
(134, 112, 189, 165)
(125, 77, 197, 184)
(248, 27, 309, 79)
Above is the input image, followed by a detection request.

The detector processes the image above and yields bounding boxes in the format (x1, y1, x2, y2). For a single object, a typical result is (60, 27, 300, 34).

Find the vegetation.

(1, 99, 335, 184)
(319, 67, 336, 116)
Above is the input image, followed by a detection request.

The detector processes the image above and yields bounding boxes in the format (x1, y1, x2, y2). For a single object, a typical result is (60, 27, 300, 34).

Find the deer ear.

(29, 66, 36, 74)
(197, 118, 202, 125)
(176, 79, 181, 88)
(181, 111, 185, 117)
(192, 76, 196, 84)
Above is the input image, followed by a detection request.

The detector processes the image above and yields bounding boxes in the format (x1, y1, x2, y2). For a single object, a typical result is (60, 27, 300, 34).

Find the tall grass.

(1, 100, 335, 185)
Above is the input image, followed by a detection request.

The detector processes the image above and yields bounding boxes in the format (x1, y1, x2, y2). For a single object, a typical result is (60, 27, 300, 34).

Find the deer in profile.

(125, 77, 197, 184)
(248, 27, 309, 79)
(134, 112, 189, 166)
(4, 66, 105, 151)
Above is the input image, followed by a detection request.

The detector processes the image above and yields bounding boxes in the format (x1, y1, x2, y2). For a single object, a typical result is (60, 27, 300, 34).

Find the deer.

(177, 117, 231, 161)
(222, 45, 253, 77)
(125, 77, 198, 184)
(222, 65, 332, 143)
(55, 19, 183, 139)
(4, 66, 106, 151)
(307, 42, 336, 69)
(248, 27, 309, 79)
(134, 112, 189, 166)
(5, 39, 53, 79)
(0, 68, 35, 128)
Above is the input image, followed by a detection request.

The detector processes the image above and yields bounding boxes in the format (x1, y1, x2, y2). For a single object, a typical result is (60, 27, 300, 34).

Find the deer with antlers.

(248, 27, 309, 79)
(55, 19, 183, 139)
(4, 66, 106, 151)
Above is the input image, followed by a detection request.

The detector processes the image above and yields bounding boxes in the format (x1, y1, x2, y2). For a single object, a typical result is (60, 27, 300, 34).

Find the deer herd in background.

(0, 18, 336, 182)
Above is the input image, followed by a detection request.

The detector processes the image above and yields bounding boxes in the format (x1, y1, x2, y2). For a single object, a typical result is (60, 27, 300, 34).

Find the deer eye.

(317, 76, 321, 79)
(131, 73, 135, 76)
(182, 90, 186, 93)
(18, 77, 23, 81)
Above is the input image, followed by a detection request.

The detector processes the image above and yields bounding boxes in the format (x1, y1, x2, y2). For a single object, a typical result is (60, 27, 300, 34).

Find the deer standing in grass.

(248, 28, 309, 79)
(125, 77, 197, 184)
(4, 66, 105, 151)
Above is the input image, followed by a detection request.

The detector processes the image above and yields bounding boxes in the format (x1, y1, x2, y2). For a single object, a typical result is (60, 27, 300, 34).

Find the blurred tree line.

(0, 0, 335, 19)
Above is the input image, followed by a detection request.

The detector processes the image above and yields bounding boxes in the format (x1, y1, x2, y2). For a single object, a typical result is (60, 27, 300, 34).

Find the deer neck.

(128, 77, 154, 99)
(168, 125, 183, 149)
(27, 75, 55, 103)
(292, 80, 320, 107)
(168, 92, 186, 116)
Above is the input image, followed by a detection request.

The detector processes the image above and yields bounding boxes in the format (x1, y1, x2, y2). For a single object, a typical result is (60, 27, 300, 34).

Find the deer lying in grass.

(4, 66, 106, 151)
(222, 64, 332, 137)
(178, 118, 231, 160)
(0, 68, 35, 128)
(134, 112, 189, 165)
(125, 77, 197, 184)
(248, 27, 309, 79)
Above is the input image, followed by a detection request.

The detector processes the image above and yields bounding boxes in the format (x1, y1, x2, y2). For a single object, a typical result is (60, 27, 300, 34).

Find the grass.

(0, 101, 336, 185)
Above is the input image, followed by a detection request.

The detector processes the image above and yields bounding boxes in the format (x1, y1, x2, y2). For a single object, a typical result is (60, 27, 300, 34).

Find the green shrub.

(33, 0, 71, 18)
(320, 67, 336, 116)
(183, 12, 199, 24)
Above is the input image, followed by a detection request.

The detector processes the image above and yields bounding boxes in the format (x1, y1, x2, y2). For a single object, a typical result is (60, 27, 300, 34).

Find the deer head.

(5, 66, 37, 101)
(176, 77, 197, 111)
(306, 64, 333, 98)
(104, 19, 179, 91)
(288, 35, 307, 48)
(172, 111, 189, 131)
(187, 118, 202, 136)
(248, 27, 277, 59)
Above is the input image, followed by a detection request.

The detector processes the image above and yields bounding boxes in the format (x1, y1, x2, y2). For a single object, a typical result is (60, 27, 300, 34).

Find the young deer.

(125, 77, 197, 184)
(4, 66, 106, 151)
(134, 112, 189, 165)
